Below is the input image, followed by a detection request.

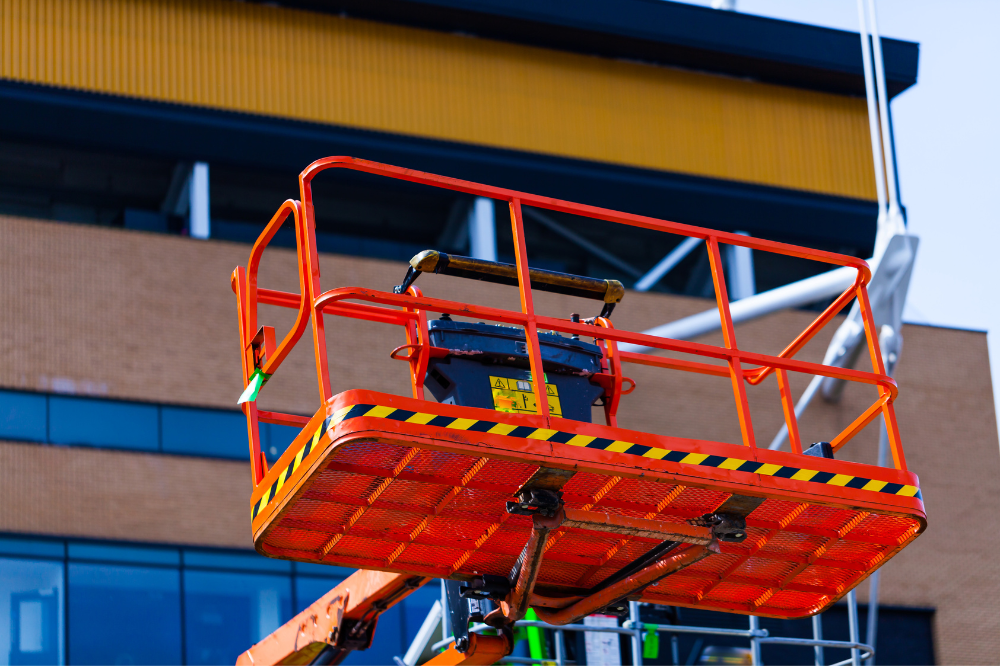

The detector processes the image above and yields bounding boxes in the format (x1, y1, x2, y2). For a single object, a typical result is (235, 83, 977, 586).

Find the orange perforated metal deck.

(250, 390, 924, 619)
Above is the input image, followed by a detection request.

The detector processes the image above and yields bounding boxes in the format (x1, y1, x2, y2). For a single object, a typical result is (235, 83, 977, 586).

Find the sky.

(680, 0, 1000, 423)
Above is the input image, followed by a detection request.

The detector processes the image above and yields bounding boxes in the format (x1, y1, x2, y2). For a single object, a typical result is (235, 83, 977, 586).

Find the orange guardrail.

(231, 156, 905, 489)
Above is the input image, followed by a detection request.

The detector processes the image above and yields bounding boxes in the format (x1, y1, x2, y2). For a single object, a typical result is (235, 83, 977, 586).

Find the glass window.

(294, 576, 345, 614)
(162, 407, 246, 459)
(184, 570, 291, 665)
(293, 562, 354, 577)
(68, 543, 178, 566)
(0, 391, 46, 443)
(67, 563, 180, 666)
(341, 604, 404, 666)
(265, 424, 302, 462)
(400, 585, 441, 646)
(0, 538, 63, 560)
(183, 550, 290, 574)
(49, 396, 158, 451)
(0, 558, 64, 666)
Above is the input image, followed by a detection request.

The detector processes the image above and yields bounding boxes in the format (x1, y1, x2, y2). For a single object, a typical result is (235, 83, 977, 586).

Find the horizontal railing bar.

(259, 288, 415, 325)
(311, 287, 897, 397)
(429, 621, 874, 659)
(257, 410, 311, 427)
(306, 158, 872, 282)
(619, 351, 732, 378)
(622, 621, 767, 638)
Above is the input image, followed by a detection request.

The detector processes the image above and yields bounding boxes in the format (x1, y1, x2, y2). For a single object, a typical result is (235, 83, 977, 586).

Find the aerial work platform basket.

(232, 157, 923, 627)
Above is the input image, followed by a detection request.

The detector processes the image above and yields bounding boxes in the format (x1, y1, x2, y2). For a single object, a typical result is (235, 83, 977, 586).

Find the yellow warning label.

(489, 375, 562, 417)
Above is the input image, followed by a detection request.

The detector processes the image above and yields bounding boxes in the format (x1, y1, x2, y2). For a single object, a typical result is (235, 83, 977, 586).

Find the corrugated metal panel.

(0, 0, 876, 200)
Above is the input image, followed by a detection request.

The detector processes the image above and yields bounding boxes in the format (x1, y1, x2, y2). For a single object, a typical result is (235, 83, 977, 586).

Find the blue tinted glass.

(68, 563, 180, 665)
(162, 407, 245, 459)
(183, 550, 290, 573)
(293, 562, 355, 577)
(294, 576, 346, 613)
(0, 537, 64, 559)
(1, 557, 65, 666)
(401, 585, 441, 645)
(340, 604, 404, 666)
(0, 390, 46, 443)
(184, 570, 291, 665)
(68, 543, 179, 566)
(265, 424, 302, 462)
(49, 396, 158, 451)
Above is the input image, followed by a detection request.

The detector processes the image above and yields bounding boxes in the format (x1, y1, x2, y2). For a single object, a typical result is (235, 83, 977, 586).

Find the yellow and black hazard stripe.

(252, 403, 921, 521)
(251, 416, 333, 521)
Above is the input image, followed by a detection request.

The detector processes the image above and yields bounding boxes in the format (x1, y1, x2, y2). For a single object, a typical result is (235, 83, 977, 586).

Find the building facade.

(1, 1, 997, 665)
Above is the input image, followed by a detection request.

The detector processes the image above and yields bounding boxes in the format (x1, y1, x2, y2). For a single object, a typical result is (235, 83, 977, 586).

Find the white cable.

(856, 0, 888, 237)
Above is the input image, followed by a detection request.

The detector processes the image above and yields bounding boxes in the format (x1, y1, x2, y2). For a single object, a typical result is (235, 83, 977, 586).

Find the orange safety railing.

(232, 157, 904, 489)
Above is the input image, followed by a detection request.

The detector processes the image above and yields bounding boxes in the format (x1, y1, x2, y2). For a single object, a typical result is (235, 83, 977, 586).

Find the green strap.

(237, 368, 272, 405)
(525, 608, 548, 661)
(643, 623, 660, 659)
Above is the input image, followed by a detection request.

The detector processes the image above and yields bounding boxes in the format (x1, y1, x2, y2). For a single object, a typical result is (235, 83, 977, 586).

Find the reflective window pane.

(341, 604, 403, 666)
(265, 424, 301, 462)
(401, 585, 441, 646)
(68, 563, 181, 665)
(294, 576, 344, 614)
(162, 407, 245, 459)
(0, 558, 64, 666)
(49, 397, 158, 451)
(183, 550, 289, 574)
(0, 391, 46, 443)
(184, 570, 291, 665)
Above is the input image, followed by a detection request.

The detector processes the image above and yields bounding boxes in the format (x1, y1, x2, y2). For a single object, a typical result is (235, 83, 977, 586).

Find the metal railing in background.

(406, 591, 872, 666)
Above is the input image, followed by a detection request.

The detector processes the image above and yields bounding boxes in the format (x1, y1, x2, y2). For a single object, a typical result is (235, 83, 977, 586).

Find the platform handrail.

(234, 156, 909, 490)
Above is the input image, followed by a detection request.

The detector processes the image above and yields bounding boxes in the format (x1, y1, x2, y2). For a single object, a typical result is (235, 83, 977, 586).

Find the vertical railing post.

(630, 601, 643, 666)
(855, 285, 907, 471)
(776, 368, 803, 454)
(233, 266, 266, 485)
(509, 199, 551, 425)
(706, 238, 757, 449)
(299, 174, 334, 403)
(865, 569, 880, 666)
(440, 580, 449, 646)
(847, 590, 861, 666)
(402, 285, 429, 400)
(749, 615, 761, 666)
(812, 614, 824, 666)
(555, 628, 566, 666)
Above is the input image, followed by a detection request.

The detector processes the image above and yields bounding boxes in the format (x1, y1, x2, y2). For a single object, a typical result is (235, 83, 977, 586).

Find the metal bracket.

(506, 488, 563, 518)
(460, 575, 511, 601)
(690, 513, 747, 543)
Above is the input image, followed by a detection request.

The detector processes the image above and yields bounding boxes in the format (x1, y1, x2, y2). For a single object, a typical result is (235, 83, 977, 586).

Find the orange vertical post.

(706, 238, 757, 449)
(299, 173, 334, 403)
(776, 369, 803, 454)
(233, 266, 266, 485)
(403, 285, 430, 400)
(509, 199, 551, 425)
(856, 286, 907, 471)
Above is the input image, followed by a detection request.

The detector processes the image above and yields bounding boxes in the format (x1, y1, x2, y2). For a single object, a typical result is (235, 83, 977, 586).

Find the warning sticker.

(489, 375, 562, 417)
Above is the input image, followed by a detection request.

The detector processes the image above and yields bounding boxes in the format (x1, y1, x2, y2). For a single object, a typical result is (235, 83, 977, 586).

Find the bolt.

(455, 636, 470, 653)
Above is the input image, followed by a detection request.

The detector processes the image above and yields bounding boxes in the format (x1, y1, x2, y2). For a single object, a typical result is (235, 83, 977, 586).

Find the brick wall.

(1, 216, 997, 663)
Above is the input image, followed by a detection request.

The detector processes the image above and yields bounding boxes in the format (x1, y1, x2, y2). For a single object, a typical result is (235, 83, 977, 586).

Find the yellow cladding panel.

(0, 0, 876, 199)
